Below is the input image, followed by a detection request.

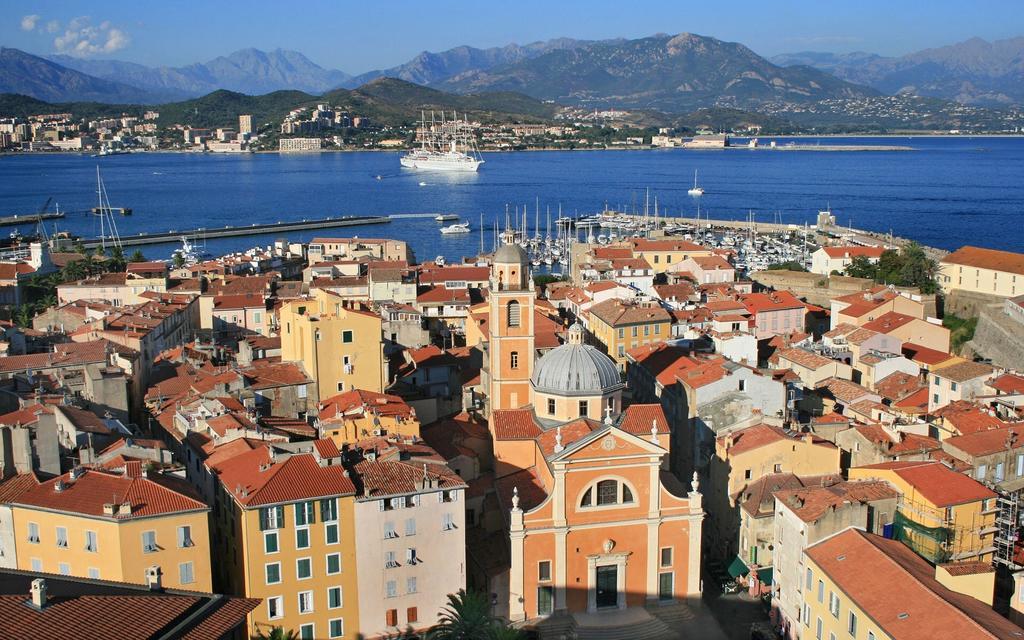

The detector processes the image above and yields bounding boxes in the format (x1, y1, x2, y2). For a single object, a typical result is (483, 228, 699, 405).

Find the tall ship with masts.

(400, 111, 483, 172)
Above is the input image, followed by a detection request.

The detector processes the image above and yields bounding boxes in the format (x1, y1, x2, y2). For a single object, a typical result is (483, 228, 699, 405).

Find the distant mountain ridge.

(435, 32, 877, 111)
(0, 47, 157, 103)
(772, 37, 1024, 105)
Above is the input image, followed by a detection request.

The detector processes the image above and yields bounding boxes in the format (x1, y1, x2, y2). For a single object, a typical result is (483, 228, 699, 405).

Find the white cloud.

(46, 20, 60, 34)
(20, 14, 41, 31)
(53, 16, 131, 57)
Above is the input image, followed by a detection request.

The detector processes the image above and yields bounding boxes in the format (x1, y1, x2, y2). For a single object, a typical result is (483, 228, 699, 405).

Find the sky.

(4, 0, 1024, 73)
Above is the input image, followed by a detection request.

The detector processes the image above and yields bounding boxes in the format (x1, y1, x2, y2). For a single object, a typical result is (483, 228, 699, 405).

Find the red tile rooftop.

(856, 460, 995, 506)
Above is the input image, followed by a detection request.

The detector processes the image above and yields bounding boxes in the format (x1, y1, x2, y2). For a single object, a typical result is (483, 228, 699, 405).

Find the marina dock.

(79, 215, 391, 249)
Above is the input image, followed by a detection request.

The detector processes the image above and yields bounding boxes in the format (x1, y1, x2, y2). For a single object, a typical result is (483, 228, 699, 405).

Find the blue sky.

(5, 0, 1024, 72)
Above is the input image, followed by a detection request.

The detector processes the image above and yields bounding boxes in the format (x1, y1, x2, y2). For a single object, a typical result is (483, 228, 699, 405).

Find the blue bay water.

(0, 136, 1021, 262)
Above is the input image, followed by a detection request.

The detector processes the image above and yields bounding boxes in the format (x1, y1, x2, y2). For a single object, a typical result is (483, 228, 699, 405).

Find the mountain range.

(771, 36, 1024, 106)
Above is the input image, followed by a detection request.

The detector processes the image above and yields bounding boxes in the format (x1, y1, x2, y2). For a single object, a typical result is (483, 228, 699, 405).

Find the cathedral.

(480, 239, 704, 624)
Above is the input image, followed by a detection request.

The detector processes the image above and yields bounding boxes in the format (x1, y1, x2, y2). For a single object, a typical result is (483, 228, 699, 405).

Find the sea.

(0, 136, 1021, 262)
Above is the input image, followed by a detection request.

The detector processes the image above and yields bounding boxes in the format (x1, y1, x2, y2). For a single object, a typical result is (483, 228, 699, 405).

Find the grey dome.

(494, 243, 528, 264)
(532, 342, 623, 397)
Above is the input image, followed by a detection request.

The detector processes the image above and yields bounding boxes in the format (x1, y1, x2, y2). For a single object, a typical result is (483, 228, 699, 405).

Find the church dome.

(494, 242, 528, 265)
(531, 325, 623, 397)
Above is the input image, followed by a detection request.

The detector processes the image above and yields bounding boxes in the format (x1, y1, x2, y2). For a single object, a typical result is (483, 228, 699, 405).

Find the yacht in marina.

(440, 222, 471, 234)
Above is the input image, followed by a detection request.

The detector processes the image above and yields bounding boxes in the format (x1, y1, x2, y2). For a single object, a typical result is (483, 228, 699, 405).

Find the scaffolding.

(995, 489, 1023, 570)
(893, 510, 952, 564)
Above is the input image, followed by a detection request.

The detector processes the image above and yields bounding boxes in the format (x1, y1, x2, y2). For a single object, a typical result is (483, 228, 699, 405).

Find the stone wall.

(965, 303, 1024, 370)
(945, 289, 1008, 318)
(750, 270, 937, 317)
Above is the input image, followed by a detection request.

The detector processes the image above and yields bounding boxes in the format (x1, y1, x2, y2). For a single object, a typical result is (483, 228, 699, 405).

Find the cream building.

(939, 245, 1024, 298)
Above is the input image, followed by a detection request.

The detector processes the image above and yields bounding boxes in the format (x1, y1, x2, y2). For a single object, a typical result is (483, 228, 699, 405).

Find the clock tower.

(487, 231, 535, 415)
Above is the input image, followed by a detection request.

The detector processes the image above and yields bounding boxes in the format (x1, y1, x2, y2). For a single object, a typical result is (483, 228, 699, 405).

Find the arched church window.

(507, 300, 521, 327)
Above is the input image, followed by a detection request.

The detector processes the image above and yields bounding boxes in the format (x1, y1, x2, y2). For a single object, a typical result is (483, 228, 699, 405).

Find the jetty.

(79, 214, 391, 249)
(0, 211, 65, 228)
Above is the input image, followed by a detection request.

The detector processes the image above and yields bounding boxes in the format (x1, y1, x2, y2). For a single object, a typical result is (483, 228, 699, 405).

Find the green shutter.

(259, 507, 269, 531)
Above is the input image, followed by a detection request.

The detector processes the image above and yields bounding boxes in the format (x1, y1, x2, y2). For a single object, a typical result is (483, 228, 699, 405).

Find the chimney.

(145, 565, 162, 591)
(29, 578, 47, 609)
(119, 502, 132, 516)
(103, 503, 116, 516)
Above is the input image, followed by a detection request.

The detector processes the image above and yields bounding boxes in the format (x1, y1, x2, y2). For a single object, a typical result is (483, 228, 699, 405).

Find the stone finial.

(690, 471, 700, 494)
(554, 425, 564, 453)
(511, 486, 520, 511)
(604, 404, 614, 425)
(651, 419, 659, 443)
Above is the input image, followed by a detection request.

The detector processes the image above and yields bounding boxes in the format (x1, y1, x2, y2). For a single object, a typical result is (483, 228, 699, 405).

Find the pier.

(0, 212, 65, 228)
(79, 215, 391, 249)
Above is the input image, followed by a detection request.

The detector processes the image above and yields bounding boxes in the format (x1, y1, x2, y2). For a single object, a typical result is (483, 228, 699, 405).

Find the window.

(88, 567, 100, 579)
(644, 325, 650, 336)
(868, 633, 875, 640)
(977, 464, 988, 480)
(597, 480, 618, 505)
(387, 609, 399, 626)
(829, 591, 840, 618)
(401, 518, 415, 536)
(817, 580, 824, 603)
(617, 345, 625, 357)
(997, 462, 1006, 481)
(329, 618, 344, 638)
(179, 561, 195, 585)
(321, 498, 338, 522)
(1017, 454, 1024, 477)
(655, 324, 661, 335)
(142, 530, 157, 553)
(774, 463, 783, 473)
(299, 624, 314, 640)
(806, 568, 813, 591)
(177, 525, 193, 548)
(581, 479, 635, 507)
(327, 553, 341, 574)
(30, 558, 41, 572)
(539, 560, 551, 581)
(297, 557, 312, 580)
(295, 501, 315, 526)
(933, 376, 940, 386)
(816, 617, 823, 640)
(326, 522, 339, 545)
(442, 513, 455, 531)
(58, 563, 70, 575)
(260, 505, 284, 530)
(266, 562, 281, 585)
(28, 522, 39, 543)
(511, 351, 519, 369)
(803, 604, 811, 627)
(298, 590, 314, 614)
(744, 469, 752, 480)
(660, 547, 673, 567)
(739, 379, 746, 391)
(507, 301, 521, 327)
(578, 400, 588, 418)
(933, 393, 939, 405)
(618, 328, 625, 339)
(407, 607, 419, 624)
(631, 326, 638, 337)
(56, 527, 67, 548)
(342, 330, 353, 343)
(267, 596, 283, 619)
(385, 551, 399, 568)
(406, 548, 419, 564)
(407, 576, 418, 593)
(951, 381, 958, 392)
(548, 398, 556, 415)
(384, 521, 398, 538)
(265, 531, 279, 554)
(386, 580, 398, 598)
(296, 527, 310, 549)
(848, 612, 858, 636)
(328, 586, 343, 609)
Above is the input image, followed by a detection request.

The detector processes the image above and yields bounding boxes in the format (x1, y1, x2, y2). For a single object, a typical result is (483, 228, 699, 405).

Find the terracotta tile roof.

(584, 280, 624, 293)
(537, 418, 599, 457)
(824, 323, 859, 339)
(495, 467, 548, 512)
(850, 424, 941, 455)
(902, 342, 955, 366)
(806, 529, 1023, 640)
(353, 457, 464, 499)
(618, 404, 670, 435)
(631, 239, 705, 252)
(611, 257, 652, 271)
(313, 438, 341, 459)
(942, 245, 1024, 276)
(260, 416, 317, 438)
(739, 290, 804, 313)
(626, 343, 695, 386)
(893, 387, 930, 413)
(318, 389, 415, 421)
(13, 467, 207, 519)
(242, 361, 311, 389)
(591, 246, 633, 259)
(991, 373, 1024, 395)
(416, 284, 471, 304)
(0, 403, 53, 426)
(737, 472, 808, 517)
(0, 262, 36, 279)
(417, 265, 490, 284)
(705, 300, 748, 314)
(652, 282, 697, 300)
(943, 424, 1024, 458)
(0, 473, 38, 504)
(722, 423, 834, 457)
(492, 408, 542, 440)
(776, 480, 898, 523)
(821, 245, 886, 259)
(934, 400, 1008, 435)
(211, 447, 356, 507)
(777, 347, 833, 370)
(689, 255, 734, 270)
(820, 377, 877, 404)
(934, 359, 995, 383)
(940, 561, 995, 576)
(862, 311, 918, 334)
(588, 299, 671, 327)
(0, 341, 111, 374)
(212, 293, 266, 310)
(856, 460, 996, 506)
(876, 372, 925, 402)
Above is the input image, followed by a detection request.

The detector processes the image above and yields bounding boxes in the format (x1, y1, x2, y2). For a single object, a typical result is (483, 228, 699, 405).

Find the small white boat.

(688, 169, 705, 196)
(419, 181, 428, 187)
(375, 175, 383, 180)
(440, 222, 471, 234)
(435, 214, 459, 222)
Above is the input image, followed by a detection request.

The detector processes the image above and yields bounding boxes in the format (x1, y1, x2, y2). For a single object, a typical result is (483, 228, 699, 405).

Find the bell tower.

(488, 232, 535, 415)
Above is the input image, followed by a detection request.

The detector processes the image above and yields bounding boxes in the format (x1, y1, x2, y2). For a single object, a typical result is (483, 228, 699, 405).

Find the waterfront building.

(279, 288, 387, 402)
(239, 113, 254, 135)
(279, 137, 323, 152)
(307, 238, 410, 264)
(848, 460, 996, 563)
(8, 464, 212, 591)
(939, 246, 1024, 299)
(809, 245, 885, 275)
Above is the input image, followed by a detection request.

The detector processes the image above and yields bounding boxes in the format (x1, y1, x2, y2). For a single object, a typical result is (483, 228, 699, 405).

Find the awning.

(756, 566, 773, 586)
(727, 555, 749, 578)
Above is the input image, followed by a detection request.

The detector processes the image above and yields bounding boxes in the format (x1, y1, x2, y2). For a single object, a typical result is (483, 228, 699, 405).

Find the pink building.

(739, 291, 806, 339)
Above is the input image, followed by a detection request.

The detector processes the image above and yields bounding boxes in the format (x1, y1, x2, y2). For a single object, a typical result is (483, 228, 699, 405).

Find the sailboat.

(688, 169, 705, 196)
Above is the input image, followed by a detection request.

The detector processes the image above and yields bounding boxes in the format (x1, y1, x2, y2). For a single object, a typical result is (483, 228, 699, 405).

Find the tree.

(107, 245, 127, 273)
(254, 627, 299, 640)
(129, 249, 146, 263)
(843, 255, 878, 279)
(766, 261, 806, 272)
(428, 590, 497, 640)
(172, 252, 186, 269)
(61, 260, 88, 282)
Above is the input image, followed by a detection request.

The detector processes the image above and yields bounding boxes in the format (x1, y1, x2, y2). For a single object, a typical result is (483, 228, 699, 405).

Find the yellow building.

(849, 460, 997, 563)
(210, 444, 360, 639)
(802, 528, 1018, 640)
(630, 238, 712, 275)
(279, 288, 386, 403)
(939, 245, 1024, 298)
(10, 464, 211, 591)
(587, 298, 672, 369)
(317, 388, 420, 445)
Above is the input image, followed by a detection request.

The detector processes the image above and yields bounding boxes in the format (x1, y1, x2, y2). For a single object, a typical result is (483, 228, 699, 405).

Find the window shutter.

(386, 609, 398, 627)
(407, 607, 418, 624)
(275, 505, 284, 527)
(259, 508, 268, 531)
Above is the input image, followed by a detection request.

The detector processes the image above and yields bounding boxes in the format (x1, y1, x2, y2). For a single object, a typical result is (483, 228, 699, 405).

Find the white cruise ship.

(400, 111, 484, 172)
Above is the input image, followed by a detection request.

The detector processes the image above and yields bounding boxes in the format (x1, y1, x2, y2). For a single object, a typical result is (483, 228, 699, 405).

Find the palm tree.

(129, 249, 146, 263)
(61, 260, 88, 282)
(429, 590, 499, 640)
(488, 626, 524, 640)
(254, 627, 299, 640)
